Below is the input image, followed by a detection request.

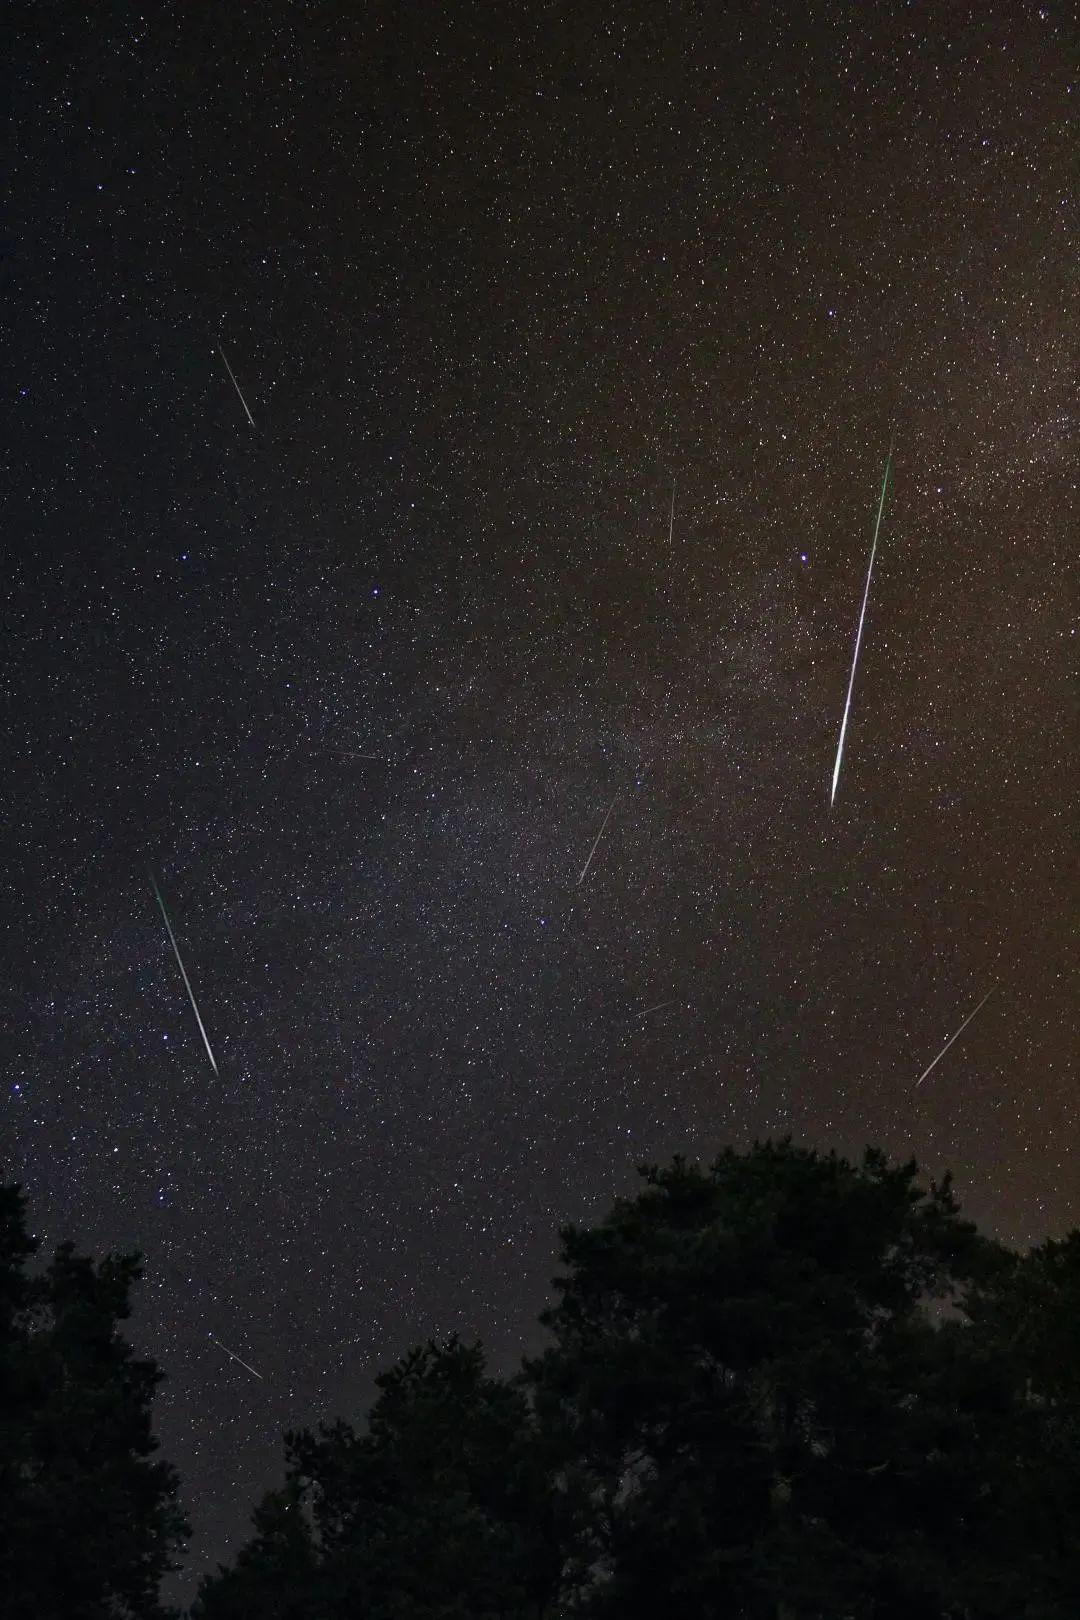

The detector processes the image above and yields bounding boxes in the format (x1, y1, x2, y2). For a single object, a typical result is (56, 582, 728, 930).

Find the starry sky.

(5, 0, 1077, 1599)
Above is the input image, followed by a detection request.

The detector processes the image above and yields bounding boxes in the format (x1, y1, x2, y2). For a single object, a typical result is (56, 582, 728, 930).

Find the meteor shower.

(4, 6, 1076, 1617)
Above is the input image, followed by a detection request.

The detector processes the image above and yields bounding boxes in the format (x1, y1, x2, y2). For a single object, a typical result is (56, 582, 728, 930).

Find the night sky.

(5, 1, 1077, 1599)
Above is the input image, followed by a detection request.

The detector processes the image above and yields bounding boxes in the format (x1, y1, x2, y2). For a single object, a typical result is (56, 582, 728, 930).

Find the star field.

(4, 2, 1077, 1600)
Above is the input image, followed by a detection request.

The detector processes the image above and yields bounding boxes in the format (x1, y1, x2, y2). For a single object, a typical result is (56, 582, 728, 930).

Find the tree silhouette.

(183, 1481, 317, 1620)
(0, 1182, 189, 1619)
(525, 1137, 1071, 1617)
(955, 1228, 1080, 1615)
(192, 1139, 1080, 1617)
(14, 1135, 1076, 1620)
(193, 1336, 570, 1619)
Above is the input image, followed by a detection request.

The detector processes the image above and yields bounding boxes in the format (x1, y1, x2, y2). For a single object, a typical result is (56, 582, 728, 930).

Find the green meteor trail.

(149, 869, 219, 1075)
(829, 436, 895, 806)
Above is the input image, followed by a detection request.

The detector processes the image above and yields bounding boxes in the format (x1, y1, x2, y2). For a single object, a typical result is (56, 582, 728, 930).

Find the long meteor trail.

(829, 437, 895, 806)
(577, 793, 620, 886)
(215, 343, 256, 428)
(149, 869, 219, 1075)
(208, 1334, 264, 1381)
(667, 476, 676, 547)
(913, 986, 995, 1089)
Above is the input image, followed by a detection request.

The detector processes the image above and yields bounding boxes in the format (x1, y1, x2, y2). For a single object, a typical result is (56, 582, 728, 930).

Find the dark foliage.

(8, 1141, 1080, 1620)
(0, 1182, 190, 1619)
(525, 1138, 1080, 1618)
(192, 1335, 570, 1620)
(194, 1140, 1080, 1618)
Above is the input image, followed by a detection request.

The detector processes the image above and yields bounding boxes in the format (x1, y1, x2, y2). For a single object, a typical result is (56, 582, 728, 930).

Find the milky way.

(5, 4, 1076, 1599)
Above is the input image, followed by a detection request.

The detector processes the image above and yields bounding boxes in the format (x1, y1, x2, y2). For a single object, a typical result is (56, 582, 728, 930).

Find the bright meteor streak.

(149, 869, 219, 1075)
(913, 986, 995, 1089)
(208, 1334, 264, 1381)
(829, 437, 894, 806)
(577, 793, 620, 886)
(667, 476, 676, 547)
(215, 343, 256, 428)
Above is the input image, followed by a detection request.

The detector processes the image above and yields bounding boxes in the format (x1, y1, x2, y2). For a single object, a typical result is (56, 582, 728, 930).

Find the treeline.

(3, 1141, 1079, 1618)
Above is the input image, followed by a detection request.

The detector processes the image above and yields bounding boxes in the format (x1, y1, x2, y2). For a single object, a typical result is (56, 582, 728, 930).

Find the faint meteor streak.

(215, 343, 256, 428)
(577, 793, 620, 885)
(829, 437, 895, 806)
(208, 1333, 264, 1381)
(639, 999, 679, 1018)
(913, 986, 995, 1089)
(149, 869, 219, 1075)
(667, 476, 676, 546)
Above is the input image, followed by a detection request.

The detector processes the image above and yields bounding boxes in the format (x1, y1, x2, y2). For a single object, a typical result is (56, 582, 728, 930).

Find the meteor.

(667, 476, 676, 547)
(149, 869, 219, 1075)
(208, 1333, 264, 1381)
(829, 437, 895, 806)
(577, 793, 620, 886)
(215, 343, 256, 428)
(913, 986, 995, 1089)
